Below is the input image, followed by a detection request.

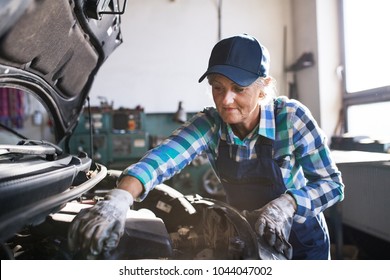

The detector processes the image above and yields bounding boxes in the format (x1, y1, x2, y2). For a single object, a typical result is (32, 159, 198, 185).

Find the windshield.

(0, 125, 24, 145)
(0, 87, 56, 143)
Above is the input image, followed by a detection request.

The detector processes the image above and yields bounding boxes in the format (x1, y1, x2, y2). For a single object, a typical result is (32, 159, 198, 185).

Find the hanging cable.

(86, 97, 94, 160)
(217, 0, 222, 41)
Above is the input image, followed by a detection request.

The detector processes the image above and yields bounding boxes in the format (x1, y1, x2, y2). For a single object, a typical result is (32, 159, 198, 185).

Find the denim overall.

(215, 137, 330, 259)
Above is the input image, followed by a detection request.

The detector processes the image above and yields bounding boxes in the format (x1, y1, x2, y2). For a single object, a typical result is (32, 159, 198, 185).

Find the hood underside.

(0, 0, 123, 142)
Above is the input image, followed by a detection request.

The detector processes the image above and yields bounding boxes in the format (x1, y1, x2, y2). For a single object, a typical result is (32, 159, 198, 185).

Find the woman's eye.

(233, 86, 244, 93)
(212, 85, 223, 92)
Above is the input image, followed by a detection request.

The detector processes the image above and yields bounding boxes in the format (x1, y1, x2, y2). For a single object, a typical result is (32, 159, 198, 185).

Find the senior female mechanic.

(68, 34, 344, 260)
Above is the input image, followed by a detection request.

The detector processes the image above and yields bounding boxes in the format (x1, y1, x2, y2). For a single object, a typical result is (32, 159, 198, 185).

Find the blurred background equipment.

(69, 102, 224, 199)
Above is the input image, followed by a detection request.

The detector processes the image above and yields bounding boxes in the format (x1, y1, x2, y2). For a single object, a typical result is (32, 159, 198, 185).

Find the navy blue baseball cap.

(198, 34, 270, 87)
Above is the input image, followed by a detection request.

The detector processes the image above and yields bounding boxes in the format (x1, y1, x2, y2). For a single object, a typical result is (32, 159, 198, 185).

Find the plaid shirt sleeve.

(123, 110, 218, 200)
(275, 97, 345, 223)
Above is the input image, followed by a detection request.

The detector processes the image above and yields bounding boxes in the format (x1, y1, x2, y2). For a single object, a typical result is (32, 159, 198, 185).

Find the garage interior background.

(89, 0, 341, 142)
(74, 0, 390, 259)
(78, 0, 343, 229)
(75, 0, 389, 260)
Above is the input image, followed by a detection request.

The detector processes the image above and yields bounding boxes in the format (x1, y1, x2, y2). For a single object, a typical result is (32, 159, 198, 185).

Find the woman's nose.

(222, 90, 235, 105)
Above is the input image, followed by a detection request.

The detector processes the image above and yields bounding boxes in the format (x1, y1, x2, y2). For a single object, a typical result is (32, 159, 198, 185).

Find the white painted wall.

(291, 0, 342, 140)
(89, 0, 293, 113)
(316, 0, 343, 138)
(88, 0, 342, 140)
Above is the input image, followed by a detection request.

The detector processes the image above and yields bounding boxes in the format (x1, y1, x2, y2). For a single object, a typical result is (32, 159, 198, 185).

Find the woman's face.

(209, 74, 262, 135)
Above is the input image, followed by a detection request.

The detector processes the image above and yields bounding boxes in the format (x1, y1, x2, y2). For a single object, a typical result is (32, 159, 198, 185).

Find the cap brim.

(198, 65, 259, 87)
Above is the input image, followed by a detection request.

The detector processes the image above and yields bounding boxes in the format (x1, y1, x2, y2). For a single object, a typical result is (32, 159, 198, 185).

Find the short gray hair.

(254, 76, 277, 100)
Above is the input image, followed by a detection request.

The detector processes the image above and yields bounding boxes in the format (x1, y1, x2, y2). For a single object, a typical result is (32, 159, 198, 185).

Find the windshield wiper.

(0, 122, 27, 140)
(0, 140, 63, 160)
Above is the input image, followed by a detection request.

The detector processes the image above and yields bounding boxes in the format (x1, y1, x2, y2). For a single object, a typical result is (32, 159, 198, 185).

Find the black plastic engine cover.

(103, 216, 174, 260)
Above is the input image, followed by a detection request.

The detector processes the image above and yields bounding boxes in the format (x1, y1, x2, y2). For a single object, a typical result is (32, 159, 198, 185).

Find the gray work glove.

(243, 194, 296, 259)
(68, 188, 134, 259)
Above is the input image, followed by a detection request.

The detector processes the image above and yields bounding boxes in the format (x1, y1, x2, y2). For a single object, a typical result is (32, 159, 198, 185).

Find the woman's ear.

(262, 76, 272, 86)
(259, 91, 266, 99)
(258, 77, 272, 99)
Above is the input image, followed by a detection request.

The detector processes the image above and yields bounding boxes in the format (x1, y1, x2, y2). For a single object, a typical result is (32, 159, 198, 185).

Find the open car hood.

(0, 0, 123, 143)
(0, 0, 124, 244)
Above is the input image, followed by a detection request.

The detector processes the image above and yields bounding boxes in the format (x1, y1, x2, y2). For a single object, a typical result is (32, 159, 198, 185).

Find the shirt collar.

(222, 98, 275, 144)
(225, 123, 259, 145)
(258, 98, 276, 140)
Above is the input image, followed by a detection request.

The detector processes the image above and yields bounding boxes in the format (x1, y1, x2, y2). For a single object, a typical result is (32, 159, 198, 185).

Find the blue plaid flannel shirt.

(124, 96, 344, 223)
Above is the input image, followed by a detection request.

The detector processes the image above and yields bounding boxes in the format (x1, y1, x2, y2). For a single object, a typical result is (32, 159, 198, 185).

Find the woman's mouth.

(223, 107, 237, 112)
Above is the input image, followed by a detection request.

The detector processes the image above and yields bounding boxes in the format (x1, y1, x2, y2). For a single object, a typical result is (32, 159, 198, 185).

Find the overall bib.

(215, 137, 330, 259)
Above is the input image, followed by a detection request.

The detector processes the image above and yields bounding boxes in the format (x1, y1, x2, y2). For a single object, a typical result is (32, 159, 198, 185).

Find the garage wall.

(291, 0, 342, 139)
(88, 0, 293, 113)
